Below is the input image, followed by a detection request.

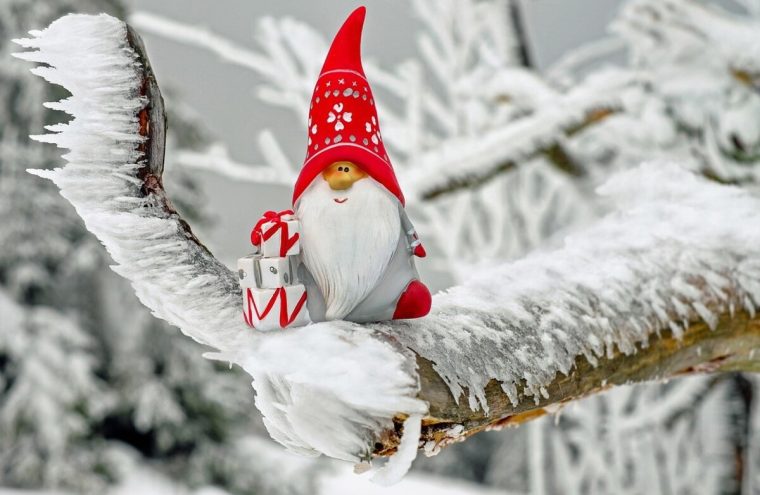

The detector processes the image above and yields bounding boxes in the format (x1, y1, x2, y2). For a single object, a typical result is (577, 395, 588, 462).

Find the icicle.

(371, 414, 422, 486)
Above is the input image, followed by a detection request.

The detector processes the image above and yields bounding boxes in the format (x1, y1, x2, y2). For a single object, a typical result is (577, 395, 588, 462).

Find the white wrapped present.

(238, 254, 298, 289)
(241, 284, 310, 331)
(255, 213, 301, 258)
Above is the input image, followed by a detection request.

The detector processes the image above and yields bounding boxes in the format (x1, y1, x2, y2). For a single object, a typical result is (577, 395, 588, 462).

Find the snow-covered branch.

(409, 78, 625, 200)
(616, 0, 760, 88)
(14, 14, 250, 353)
(16, 13, 760, 482)
(375, 159, 760, 452)
(415, 0, 760, 201)
(407, 310, 758, 456)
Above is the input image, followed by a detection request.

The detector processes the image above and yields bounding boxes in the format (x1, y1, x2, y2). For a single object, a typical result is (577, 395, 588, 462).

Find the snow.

(174, 140, 295, 186)
(324, 466, 510, 495)
(610, 0, 760, 185)
(405, 70, 635, 199)
(370, 414, 423, 486)
(384, 162, 760, 411)
(16, 8, 760, 488)
(1, 464, 503, 495)
(0, 467, 224, 495)
(0, 289, 24, 331)
(211, 323, 426, 463)
(13, 13, 253, 353)
(530, 377, 735, 494)
(749, 375, 760, 493)
(0, 289, 104, 489)
(620, 0, 760, 73)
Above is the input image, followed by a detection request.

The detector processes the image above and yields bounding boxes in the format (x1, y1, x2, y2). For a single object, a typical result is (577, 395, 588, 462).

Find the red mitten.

(410, 232, 426, 258)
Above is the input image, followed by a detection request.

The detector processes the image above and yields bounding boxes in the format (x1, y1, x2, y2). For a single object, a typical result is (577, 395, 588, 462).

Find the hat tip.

(349, 6, 367, 25)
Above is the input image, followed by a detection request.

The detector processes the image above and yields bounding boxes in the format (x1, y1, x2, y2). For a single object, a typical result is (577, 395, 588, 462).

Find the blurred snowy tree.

(488, 378, 737, 494)
(0, 1, 323, 494)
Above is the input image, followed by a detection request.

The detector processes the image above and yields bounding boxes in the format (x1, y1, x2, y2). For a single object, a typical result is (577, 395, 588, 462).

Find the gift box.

(238, 254, 298, 289)
(241, 284, 310, 331)
(255, 213, 301, 258)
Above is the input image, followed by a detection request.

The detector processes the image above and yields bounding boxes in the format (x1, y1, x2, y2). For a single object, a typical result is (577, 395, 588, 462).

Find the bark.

(126, 25, 215, 258)
(376, 310, 760, 456)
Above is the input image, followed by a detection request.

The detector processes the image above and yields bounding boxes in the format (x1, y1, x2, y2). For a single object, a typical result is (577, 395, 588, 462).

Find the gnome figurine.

(276, 6, 431, 324)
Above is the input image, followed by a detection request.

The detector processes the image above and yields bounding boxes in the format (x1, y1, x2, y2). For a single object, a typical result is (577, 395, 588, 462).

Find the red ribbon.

(242, 286, 279, 326)
(250, 209, 299, 257)
(242, 286, 308, 329)
(278, 286, 309, 327)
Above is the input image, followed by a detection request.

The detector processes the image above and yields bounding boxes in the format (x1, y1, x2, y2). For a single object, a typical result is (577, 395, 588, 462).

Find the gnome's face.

(297, 161, 400, 320)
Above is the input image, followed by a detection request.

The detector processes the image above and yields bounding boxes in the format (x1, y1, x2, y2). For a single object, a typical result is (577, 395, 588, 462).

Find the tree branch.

(507, 0, 533, 68)
(15, 14, 250, 352)
(126, 24, 212, 253)
(413, 103, 618, 201)
(17, 14, 760, 477)
(377, 309, 760, 456)
(617, 0, 760, 91)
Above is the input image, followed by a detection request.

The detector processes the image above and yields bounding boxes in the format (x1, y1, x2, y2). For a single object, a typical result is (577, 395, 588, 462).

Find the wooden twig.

(508, 0, 533, 68)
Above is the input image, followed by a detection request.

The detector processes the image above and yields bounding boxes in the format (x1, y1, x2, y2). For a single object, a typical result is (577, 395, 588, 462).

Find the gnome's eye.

(344, 167, 350, 172)
(337, 166, 344, 172)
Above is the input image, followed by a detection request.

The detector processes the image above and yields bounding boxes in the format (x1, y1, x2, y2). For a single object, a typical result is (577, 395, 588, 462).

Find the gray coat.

(298, 205, 421, 323)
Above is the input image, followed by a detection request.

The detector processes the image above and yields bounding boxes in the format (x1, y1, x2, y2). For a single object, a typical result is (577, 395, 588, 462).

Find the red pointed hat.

(292, 6, 404, 206)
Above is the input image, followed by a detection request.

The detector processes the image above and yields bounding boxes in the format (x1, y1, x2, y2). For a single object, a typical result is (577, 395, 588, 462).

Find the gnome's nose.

(329, 174, 354, 190)
(323, 161, 367, 191)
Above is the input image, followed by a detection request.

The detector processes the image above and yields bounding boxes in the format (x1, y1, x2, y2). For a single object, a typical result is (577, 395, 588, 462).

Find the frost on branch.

(16, 10, 760, 484)
(384, 162, 760, 411)
(13, 13, 248, 352)
(405, 74, 629, 200)
(611, 0, 760, 184)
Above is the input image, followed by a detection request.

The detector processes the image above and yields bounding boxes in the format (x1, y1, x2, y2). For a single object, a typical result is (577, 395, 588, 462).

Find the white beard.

(297, 178, 400, 320)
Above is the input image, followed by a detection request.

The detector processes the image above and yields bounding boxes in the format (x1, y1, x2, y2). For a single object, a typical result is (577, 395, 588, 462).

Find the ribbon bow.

(250, 210, 298, 257)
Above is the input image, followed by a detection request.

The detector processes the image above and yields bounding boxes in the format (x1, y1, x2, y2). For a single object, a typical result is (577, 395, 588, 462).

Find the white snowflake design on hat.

(363, 115, 382, 150)
(326, 102, 353, 131)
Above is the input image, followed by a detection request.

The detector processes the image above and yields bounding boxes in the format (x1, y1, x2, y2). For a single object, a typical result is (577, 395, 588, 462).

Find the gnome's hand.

(411, 237, 426, 258)
(403, 217, 427, 258)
